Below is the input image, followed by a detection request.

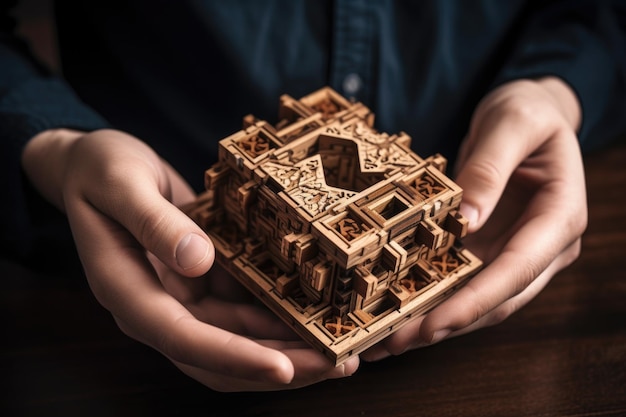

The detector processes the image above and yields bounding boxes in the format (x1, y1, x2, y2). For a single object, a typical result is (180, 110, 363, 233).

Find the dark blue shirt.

(2, 0, 626, 267)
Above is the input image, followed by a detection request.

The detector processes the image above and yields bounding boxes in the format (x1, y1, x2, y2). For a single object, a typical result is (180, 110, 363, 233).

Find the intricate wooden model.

(184, 87, 482, 365)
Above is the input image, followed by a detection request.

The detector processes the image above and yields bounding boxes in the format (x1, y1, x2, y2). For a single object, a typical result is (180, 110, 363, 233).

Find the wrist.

(536, 76, 582, 132)
(21, 128, 86, 211)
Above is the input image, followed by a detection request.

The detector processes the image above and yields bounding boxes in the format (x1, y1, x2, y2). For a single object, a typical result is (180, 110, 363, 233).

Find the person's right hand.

(21, 128, 359, 391)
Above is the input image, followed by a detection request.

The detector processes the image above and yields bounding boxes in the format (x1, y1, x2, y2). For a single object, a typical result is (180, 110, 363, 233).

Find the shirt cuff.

(0, 76, 110, 150)
(493, 20, 625, 151)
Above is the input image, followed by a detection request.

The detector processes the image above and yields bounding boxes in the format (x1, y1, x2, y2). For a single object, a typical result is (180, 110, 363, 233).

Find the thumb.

(107, 184, 216, 277)
(453, 112, 531, 233)
(130, 174, 218, 276)
(174, 230, 216, 275)
(71, 133, 216, 278)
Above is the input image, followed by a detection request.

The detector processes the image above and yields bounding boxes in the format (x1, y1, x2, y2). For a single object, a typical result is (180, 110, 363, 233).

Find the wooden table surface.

(2, 141, 625, 417)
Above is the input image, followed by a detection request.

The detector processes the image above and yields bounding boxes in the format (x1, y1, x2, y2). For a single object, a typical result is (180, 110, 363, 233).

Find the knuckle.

(135, 205, 172, 252)
(501, 97, 540, 124)
(464, 159, 504, 192)
(511, 252, 545, 295)
(461, 283, 493, 327)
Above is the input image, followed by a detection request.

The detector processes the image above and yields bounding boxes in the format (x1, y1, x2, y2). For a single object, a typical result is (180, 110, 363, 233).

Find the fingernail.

(327, 363, 347, 380)
(337, 363, 346, 376)
(343, 358, 359, 377)
(332, 357, 359, 378)
(459, 203, 478, 227)
(176, 233, 210, 270)
(431, 329, 451, 344)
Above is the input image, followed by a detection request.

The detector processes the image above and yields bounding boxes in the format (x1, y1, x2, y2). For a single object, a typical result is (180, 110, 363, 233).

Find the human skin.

(362, 76, 586, 360)
(21, 76, 585, 390)
(21, 127, 359, 392)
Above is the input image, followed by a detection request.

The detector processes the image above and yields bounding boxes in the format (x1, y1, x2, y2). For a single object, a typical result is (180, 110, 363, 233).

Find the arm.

(3, 4, 358, 391)
(22, 127, 359, 390)
(0, 0, 109, 262)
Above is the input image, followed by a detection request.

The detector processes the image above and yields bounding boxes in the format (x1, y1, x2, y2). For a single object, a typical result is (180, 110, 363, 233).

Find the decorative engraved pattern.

(290, 184, 355, 216)
(238, 134, 272, 158)
(431, 252, 462, 274)
(399, 272, 432, 293)
(324, 315, 356, 337)
(335, 218, 364, 241)
(265, 156, 357, 216)
(262, 162, 302, 189)
(325, 126, 342, 135)
(399, 277, 421, 293)
(264, 158, 322, 189)
(300, 159, 325, 183)
(414, 173, 446, 197)
(351, 121, 389, 145)
(359, 143, 416, 171)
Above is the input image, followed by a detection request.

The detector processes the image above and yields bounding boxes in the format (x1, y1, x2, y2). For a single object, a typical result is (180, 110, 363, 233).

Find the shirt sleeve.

(0, 3, 109, 266)
(492, 0, 626, 151)
(0, 12, 109, 149)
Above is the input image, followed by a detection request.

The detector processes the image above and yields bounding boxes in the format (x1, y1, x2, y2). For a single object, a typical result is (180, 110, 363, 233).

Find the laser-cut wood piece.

(184, 87, 482, 365)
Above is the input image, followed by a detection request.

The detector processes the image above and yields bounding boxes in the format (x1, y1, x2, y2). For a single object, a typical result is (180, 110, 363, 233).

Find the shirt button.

(342, 73, 362, 96)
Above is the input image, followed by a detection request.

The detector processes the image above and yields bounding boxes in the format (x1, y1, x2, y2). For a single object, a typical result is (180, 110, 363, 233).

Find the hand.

(22, 128, 359, 391)
(363, 77, 586, 360)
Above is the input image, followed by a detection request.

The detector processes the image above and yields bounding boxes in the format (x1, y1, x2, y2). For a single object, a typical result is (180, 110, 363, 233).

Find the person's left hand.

(362, 76, 587, 360)
(147, 250, 352, 391)
(22, 128, 359, 392)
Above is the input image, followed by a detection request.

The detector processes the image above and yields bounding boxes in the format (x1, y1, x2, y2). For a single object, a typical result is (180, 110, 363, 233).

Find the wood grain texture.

(2, 140, 625, 417)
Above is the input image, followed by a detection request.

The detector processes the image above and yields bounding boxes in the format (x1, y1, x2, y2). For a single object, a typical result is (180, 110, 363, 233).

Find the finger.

(149, 255, 288, 338)
(69, 134, 215, 277)
(365, 134, 585, 358)
(66, 197, 295, 385)
(173, 346, 359, 392)
(425, 128, 586, 338)
(96, 180, 215, 278)
(364, 238, 580, 361)
(454, 99, 550, 231)
(360, 315, 426, 361)
(273, 347, 360, 387)
(419, 180, 584, 343)
(437, 238, 581, 336)
(156, 316, 295, 384)
(187, 296, 297, 340)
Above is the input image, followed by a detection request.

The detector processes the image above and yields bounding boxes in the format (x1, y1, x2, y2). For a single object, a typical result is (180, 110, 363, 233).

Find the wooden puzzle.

(184, 87, 482, 365)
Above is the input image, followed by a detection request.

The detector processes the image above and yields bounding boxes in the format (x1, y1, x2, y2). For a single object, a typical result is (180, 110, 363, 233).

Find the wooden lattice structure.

(184, 87, 482, 365)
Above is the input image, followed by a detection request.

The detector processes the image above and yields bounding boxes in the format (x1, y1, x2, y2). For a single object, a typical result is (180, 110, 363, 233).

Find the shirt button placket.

(331, 0, 374, 102)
